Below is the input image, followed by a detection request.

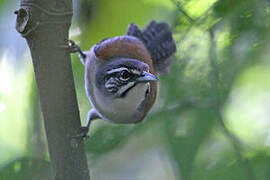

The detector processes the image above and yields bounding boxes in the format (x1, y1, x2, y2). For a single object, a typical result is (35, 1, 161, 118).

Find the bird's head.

(95, 57, 157, 98)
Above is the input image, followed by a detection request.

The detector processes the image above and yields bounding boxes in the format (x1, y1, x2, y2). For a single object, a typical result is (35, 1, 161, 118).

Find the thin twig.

(170, 0, 194, 24)
(174, 3, 217, 45)
(209, 29, 255, 180)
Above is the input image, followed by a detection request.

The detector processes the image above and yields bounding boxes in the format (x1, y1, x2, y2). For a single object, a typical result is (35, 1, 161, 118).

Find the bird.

(69, 20, 176, 139)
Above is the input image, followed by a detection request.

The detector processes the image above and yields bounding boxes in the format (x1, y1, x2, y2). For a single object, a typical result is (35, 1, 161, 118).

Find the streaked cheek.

(105, 78, 118, 93)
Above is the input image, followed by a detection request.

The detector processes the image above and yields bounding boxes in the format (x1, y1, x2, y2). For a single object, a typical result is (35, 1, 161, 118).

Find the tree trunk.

(15, 0, 90, 179)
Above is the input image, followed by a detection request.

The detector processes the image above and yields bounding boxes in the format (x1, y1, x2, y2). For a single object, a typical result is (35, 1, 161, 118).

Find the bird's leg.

(72, 109, 99, 140)
(68, 40, 87, 59)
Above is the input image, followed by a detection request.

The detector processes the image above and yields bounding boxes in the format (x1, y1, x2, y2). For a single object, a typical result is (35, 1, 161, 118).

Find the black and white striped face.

(95, 58, 157, 98)
(105, 66, 142, 97)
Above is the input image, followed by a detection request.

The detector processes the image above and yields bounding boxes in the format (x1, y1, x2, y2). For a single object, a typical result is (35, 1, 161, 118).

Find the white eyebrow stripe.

(107, 67, 129, 74)
(130, 69, 141, 75)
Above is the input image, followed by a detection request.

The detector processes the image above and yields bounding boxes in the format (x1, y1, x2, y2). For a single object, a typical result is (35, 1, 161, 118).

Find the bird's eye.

(120, 70, 131, 80)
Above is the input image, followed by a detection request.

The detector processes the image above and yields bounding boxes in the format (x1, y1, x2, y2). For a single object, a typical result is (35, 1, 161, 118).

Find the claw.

(68, 40, 80, 53)
(71, 109, 98, 141)
(68, 40, 86, 59)
(72, 127, 90, 140)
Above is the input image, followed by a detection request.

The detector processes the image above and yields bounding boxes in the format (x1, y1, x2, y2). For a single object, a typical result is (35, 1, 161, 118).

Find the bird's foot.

(72, 126, 89, 140)
(68, 40, 86, 59)
(68, 40, 81, 53)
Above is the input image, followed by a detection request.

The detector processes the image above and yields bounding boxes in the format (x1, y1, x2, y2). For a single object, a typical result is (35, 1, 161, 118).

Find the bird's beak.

(136, 71, 158, 83)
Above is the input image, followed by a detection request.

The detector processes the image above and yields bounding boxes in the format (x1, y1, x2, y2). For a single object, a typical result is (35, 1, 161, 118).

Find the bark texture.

(15, 1, 90, 179)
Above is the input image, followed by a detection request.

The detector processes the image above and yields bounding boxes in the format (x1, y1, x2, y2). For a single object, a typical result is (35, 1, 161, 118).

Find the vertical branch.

(27, 76, 47, 158)
(15, 0, 90, 179)
(209, 29, 255, 180)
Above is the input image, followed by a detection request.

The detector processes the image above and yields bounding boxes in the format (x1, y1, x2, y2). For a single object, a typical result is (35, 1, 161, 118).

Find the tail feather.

(126, 20, 176, 74)
(126, 23, 143, 39)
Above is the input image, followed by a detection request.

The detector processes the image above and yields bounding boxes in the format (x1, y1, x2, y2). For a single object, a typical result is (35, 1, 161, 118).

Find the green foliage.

(1, 0, 270, 179)
(0, 157, 51, 180)
(0, 0, 7, 8)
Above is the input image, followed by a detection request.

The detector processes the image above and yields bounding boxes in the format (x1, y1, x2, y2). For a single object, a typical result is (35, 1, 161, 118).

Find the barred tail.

(126, 20, 176, 74)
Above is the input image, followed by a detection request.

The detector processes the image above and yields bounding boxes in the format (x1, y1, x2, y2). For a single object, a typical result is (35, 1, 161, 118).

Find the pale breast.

(93, 83, 149, 124)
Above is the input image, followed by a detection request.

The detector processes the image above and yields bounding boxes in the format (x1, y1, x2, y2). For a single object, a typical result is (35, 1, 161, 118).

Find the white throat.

(94, 83, 149, 123)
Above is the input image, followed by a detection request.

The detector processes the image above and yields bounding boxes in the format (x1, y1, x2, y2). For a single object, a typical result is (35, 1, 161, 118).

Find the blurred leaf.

(79, 0, 176, 48)
(214, 0, 245, 17)
(0, 157, 52, 180)
(165, 109, 215, 180)
(192, 149, 270, 180)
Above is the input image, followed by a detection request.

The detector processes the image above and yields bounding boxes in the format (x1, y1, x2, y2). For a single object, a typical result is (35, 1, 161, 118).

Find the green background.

(0, 0, 270, 179)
